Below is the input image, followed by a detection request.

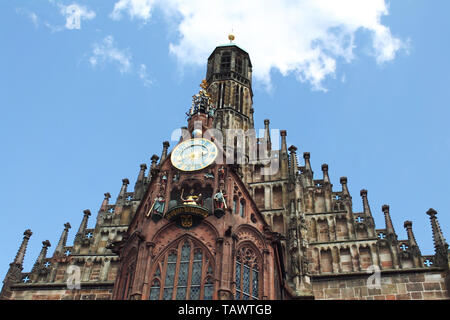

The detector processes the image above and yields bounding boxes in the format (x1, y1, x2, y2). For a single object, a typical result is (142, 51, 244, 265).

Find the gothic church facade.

(1, 42, 449, 300)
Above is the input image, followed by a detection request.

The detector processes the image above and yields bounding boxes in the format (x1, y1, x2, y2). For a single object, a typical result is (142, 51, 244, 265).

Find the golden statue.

(200, 79, 208, 90)
(181, 188, 202, 206)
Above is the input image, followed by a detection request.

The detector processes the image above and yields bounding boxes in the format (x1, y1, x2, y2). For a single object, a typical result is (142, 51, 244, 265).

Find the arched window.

(233, 197, 237, 214)
(149, 238, 214, 300)
(235, 246, 260, 300)
(239, 199, 245, 217)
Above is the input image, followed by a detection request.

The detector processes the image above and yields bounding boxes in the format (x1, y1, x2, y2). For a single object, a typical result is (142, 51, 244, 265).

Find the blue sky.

(1, 0, 449, 281)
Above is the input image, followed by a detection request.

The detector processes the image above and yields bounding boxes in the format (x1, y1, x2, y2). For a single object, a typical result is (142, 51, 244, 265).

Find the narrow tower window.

(220, 51, 231, 73)
(240, 199, 246, 217)
(234, 85, 240, 112)
(236, 57, 243, 75)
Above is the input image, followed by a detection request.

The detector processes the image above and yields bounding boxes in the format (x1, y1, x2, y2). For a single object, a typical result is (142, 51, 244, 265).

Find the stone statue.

(148, 194, 165, 218)
(213, 189, 227, 209)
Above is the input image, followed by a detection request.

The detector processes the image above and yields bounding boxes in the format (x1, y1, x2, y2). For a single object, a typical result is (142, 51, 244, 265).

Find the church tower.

(206, 35, 254, 133)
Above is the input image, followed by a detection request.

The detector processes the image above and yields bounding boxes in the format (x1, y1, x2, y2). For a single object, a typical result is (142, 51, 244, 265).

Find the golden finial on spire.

(228, 31, 235, 44)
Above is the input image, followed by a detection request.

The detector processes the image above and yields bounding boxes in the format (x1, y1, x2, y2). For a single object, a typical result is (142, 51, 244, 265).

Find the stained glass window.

(148, 239, 214, 300)
(252, 269, 259, 299)
(235, 246, 260, 300)
(189, 249, 203, 300)
(149, 279, 160, 300)
(235, 262, 241, 299)
(204, 277, 214, 300)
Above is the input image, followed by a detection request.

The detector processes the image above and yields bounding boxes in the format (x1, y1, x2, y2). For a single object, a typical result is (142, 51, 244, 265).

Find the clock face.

(171, 138, 218, 172)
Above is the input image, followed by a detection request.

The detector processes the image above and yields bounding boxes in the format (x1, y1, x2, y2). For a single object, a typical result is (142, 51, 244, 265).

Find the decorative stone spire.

(340, 177, 349, 196)
(288, 145, 298, 179)
(280, 130, 288, 179)
(54, 223, 71, 256)
(32, 240, 51, 272)
(360, 189, 372, 217)
(303, 152, 312, 172)
(404, 221, 419, 248)
(426, 208, 449, 268)
(118, 178, 129, 200)
(160, 141, 170, 163)
(382, 204, 396, 236)
(133, 164, 147, 201)
(263, 119, 272, 151)
(75, 209, 91, 242)
(150, 154, 159, 171)
(321, 164, 330, 184)
(1, 229, 33, 296)
(13, 229, 33, 267)
(404, 220, 423, 268)
(101, 193, 111, 212)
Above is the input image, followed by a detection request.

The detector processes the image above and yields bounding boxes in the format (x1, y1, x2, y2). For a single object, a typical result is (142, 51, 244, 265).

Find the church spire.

(13, 229, 33, 267)
(0, 229, 33, 297)
(118, 178, 129, 201)
(264, 119, 272, 152)
(321, 164, 330, 184)
(288, 145, 298, 180)
(426, 208, 449, 268)
(340, 177, 349, 197)
(160, 141, 170, 163)
(75, 209, 91, 243)
(404, 221, 419, 247)
(134, 164, 147, 201)
(54, 223, 71, 256)
(101, 193, 111, 212)
(360, 189, 372, 217)
(280, 130, 288, 179)
(32, 240, 51, 273)
(382, 204, 396, 238)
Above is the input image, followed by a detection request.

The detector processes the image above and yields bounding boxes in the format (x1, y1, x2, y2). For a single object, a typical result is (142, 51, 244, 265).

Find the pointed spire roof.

(13, 229, 33, 267)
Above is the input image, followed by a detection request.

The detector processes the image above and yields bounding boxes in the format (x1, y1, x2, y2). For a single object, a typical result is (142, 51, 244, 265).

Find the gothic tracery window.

(235, 246, 260, 300)
(149, 238, 214, 300)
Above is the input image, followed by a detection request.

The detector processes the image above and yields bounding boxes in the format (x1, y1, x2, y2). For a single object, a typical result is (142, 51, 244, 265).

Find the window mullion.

(199, 254, 206, 299)
(185, 243, 194, 299)
(172, 243, 184, 300)
(160, 258, 168, 300)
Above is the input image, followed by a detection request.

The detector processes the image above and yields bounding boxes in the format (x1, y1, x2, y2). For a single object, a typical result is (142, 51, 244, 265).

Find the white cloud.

(60, 3, 95, 30)
(138, 64, 153, 86)
(16, 8, 39, 28)
(89, 36, 132, 74)
(110, 0, 156, 21)
(29, 12, 39, 28)
(111, 0, 406, 91)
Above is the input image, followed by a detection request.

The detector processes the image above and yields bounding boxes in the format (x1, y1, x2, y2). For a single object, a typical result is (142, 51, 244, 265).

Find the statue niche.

(165, 182, 214, 229)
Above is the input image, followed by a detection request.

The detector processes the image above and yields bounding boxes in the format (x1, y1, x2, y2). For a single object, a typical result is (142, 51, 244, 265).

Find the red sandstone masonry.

(312, 271, 448, 300)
